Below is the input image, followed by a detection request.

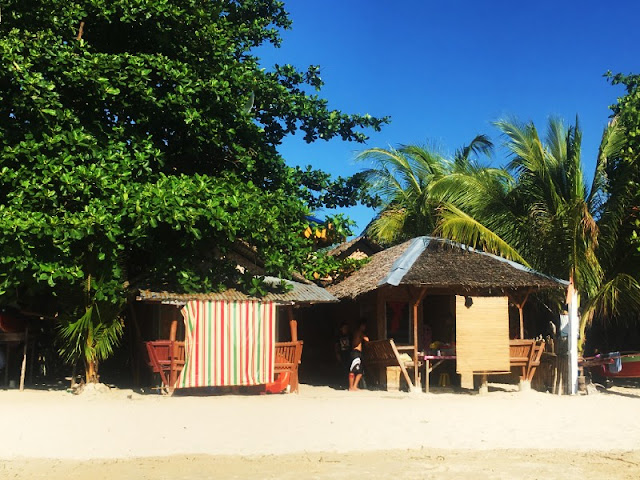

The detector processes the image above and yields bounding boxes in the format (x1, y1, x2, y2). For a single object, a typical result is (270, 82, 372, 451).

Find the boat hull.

(600, 354, 640, 378)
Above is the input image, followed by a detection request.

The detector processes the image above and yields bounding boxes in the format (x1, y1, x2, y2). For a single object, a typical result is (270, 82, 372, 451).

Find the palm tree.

(358, 117, 640, 347)
(435, 117, 640, 344)
(57, 274, 124, 383)
(357, 135, 495, 244)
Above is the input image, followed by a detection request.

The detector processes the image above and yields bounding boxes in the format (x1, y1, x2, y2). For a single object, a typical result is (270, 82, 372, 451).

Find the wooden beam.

(390, 339, 413, 389)
(287, 305, 298, 342)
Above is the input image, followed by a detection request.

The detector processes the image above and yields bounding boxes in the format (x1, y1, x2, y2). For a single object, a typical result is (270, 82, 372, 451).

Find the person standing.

(349, 320, 369, 391)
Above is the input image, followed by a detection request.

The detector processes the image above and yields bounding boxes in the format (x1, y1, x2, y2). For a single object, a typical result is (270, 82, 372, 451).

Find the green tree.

(0, 1, 387, 382)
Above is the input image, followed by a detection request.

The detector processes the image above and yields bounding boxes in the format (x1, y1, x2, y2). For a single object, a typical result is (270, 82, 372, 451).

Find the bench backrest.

(364, 339, 406, 367)
(509, 340, 534, 366)
(275, 341, 303, 369)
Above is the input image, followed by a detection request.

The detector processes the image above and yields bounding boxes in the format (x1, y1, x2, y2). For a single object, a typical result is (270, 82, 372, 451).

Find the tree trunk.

(85, 359, 98, 383)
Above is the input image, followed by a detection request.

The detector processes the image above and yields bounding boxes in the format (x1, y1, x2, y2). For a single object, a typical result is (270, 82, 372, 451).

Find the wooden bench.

(509, 339, 545, 382)
(145, 340, 185, 393)
(363, 339, 417, 390)
(274, 341, 303, 393)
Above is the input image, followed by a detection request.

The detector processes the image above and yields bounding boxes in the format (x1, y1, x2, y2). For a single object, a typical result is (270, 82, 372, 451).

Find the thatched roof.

(327, 236, 383, 260)
(138, 276, 337, 305)
(328, 237, 568, 300)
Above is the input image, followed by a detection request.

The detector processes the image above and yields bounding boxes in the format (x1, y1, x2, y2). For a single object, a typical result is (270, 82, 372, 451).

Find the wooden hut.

(132, 276, 336, 393)
(326, 236, 569, 392)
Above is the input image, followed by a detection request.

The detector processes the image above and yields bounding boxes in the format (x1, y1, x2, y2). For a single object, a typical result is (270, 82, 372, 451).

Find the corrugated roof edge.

(137, 276, 337, 305)
(381, 236, 569, 288)
(379, 237, 430, 286)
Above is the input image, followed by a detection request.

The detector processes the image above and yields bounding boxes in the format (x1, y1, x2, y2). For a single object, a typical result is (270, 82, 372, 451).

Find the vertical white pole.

(567, 289, 579, 395)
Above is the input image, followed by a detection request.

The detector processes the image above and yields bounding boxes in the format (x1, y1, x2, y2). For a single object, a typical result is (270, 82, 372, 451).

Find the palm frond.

(366, 207, 410, 244)
(582, 273, 640, 327)
(436, 203, 530, 266)
(588, 119, 625, 211)
(454, 134, 494, 168)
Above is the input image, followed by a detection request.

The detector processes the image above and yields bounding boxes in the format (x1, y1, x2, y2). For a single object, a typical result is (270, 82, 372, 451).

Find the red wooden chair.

(145, 340, 185, 393)
(274, 341, 303, 393)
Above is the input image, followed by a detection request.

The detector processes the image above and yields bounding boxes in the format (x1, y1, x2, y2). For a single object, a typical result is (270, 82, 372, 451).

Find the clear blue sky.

(258, 1, 639, 234)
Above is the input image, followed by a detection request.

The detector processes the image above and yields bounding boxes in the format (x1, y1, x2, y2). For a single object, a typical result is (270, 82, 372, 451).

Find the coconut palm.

(357, 135, 495, 244)
(57, 274, 124, 383)
(435, 117, 640, 341)
(358, 117, 640, 345)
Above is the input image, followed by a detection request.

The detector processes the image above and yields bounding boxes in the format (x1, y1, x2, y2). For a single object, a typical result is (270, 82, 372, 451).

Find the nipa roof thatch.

(327, 236, 568, 300)
(327, 235, 383, 260)
(138, 276, 337, 305)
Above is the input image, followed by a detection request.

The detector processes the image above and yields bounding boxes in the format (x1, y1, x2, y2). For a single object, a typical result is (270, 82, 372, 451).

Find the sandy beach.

(1, 384, 639, 479)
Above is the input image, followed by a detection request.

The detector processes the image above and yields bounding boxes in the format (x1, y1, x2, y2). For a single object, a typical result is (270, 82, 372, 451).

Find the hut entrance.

(422, 295, 455, 353)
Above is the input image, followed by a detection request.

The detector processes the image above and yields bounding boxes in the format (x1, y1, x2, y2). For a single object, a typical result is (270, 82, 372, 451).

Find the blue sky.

(259, 1, 639, 233)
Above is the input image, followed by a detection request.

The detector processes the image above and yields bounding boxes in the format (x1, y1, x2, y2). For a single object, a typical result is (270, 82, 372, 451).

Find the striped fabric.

(178, 300, 276, 388)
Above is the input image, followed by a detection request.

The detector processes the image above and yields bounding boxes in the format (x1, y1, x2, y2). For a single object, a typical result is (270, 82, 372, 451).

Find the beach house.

(315, 236, 574, 392)
(131, 242, 337, 394)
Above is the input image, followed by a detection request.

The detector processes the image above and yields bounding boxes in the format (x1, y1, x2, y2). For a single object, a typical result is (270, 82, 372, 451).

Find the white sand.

(2, 384, 639, 460)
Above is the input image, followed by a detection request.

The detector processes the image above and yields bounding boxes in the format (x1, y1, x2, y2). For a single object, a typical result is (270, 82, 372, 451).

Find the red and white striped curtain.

(178, 300, 276, 388)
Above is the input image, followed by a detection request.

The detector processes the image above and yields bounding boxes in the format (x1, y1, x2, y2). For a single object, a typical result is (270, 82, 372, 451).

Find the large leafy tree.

(0, 1, 386, 381)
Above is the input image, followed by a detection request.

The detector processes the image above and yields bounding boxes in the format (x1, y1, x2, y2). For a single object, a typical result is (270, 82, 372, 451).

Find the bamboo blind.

(456, 296, 510, 377)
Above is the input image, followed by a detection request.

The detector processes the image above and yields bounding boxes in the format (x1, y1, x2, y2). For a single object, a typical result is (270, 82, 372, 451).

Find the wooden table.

(423, 354, 456, 393)
(0, 329, 29, 391)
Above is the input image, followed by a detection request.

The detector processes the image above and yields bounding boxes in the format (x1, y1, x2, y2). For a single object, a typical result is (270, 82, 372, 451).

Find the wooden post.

(19, 328, 28, 392)
(424, 359, 430, 394)
(510, 289, 531, 340)
(411, 287, 427, 391)
(287, 305, 298, 342)
(169, 318, 178, 342)
(3, 343, 9, 387)
(479, 373, 489, 395)
(169, 318, 178, 389)
(518, 305, 524, 340)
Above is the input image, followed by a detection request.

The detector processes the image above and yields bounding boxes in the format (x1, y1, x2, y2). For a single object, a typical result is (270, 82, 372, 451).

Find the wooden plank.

(456, 296, 510, 375)
(389, 339, 414, 389)
(424, 358, 430, 393)
(460, 371, 474, 390)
